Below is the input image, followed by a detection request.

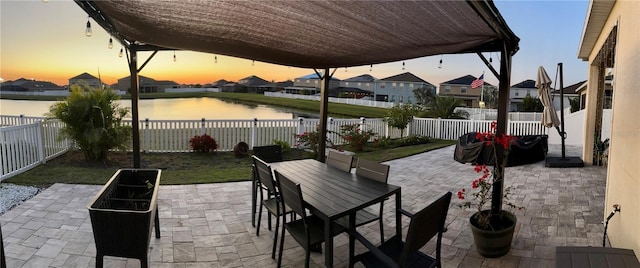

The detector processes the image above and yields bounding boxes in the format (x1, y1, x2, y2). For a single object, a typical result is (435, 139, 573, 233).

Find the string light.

(173, 51, 177, 62)
(119, 47, 123, 58)
(85, 17, 92, 37)
(489, 52, 493, 64)
(402, 61, 405, 71)
(345, 67, 348, 72)
(108, 37, 113, 49)
(438, 55, 443, 69)
(369, 64, 373, 72)
(214, 55, 218, 64)
(252, 60, 255, 66)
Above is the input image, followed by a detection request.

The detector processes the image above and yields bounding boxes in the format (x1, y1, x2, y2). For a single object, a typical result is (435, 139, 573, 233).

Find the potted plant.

(457, 122, 524, 258)
(87, 169, 161, 268)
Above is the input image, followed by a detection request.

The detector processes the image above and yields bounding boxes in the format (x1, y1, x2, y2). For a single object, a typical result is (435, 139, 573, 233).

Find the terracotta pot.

(469, 210, 516, 258)
(233, 142, 249, 157)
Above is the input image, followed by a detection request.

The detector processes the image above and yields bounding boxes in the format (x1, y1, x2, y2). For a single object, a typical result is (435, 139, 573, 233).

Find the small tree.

(385, 104, 421, 138)
(569, 97, 580, 113)
(49, 84, 131, 162)
(413, 86, 435, 106)
(521, 95, 544, 112)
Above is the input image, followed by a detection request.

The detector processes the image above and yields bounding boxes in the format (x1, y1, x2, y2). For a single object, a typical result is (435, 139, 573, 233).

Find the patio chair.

(253, 156, 293, 260)
(350, 192, 452, 268)
(251, 145, 283, 227)
(326, 150, 353, 172)
(274, 170, 346, 268)
(339, 158, 390, 243)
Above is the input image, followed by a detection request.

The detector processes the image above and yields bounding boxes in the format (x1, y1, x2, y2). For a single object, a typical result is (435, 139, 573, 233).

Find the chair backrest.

(399, 192, 452, 266)
(253, 145, 283, 163)
(355, 158, 390, 183)
(326, 150, 353, 172)
(274, 170, 306, 218)
(252, 155, 276, 193)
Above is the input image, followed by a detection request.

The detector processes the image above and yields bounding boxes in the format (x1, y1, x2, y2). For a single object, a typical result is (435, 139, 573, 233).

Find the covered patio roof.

(76, 1, 519, 68)
(73, 1, 520, 214)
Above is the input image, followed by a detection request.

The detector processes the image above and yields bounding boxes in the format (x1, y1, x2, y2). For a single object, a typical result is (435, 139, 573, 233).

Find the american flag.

(471, 74, 484, 89)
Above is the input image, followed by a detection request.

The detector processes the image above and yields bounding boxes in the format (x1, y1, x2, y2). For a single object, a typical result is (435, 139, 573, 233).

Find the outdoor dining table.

(270, 159, 402, 268)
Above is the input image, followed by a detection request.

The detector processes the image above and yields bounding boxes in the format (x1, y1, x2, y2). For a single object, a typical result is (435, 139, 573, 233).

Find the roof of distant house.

(70, 72, 99, 80)
(552, 80, 586, 95)
(380, 72, 433, 86)
(511, 79, 536, 88)
(1, 78, 64, 91)
(297, 73, 340, 80)
(440, 75, 493, 87)
(237, 75, 270, 86)
(259, 80, 294, 88)
(212, 79, 229, 87)
(343, 74, 377, 82)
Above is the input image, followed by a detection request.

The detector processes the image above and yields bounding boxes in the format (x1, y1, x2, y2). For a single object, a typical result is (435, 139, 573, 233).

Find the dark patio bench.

(556, 246, 640, 268)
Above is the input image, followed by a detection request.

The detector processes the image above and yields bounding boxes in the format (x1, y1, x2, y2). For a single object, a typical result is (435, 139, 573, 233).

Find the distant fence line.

(0, 115, 548, 181)
(264, 92, 395, 108)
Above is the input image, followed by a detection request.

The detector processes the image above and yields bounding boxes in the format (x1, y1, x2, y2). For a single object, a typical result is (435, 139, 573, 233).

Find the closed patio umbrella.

(536, 66, 560, 128)
(538, 64, 583, 167)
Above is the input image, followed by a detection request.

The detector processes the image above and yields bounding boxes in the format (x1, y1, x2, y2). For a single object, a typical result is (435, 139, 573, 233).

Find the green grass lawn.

(4, 139, 455, 187)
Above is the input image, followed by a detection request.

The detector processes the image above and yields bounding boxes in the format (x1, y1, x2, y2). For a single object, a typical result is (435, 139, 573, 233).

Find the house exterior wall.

(374, 81, 434, 104)
(438, 84, 487, 108)
(509, 87, 539, 111)
(582, 1, 640, 259)
(69, 78, 101, 89)
(293, 78, 340, 89)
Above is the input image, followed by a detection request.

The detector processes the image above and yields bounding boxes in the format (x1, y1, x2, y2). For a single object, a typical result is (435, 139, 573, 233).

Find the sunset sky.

(1, 1, 589, 88)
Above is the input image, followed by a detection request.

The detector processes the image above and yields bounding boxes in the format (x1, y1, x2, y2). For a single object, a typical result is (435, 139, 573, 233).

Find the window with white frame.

(461, 87, 467, 93)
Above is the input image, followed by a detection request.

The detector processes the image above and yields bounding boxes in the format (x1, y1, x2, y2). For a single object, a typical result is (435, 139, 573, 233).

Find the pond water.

(0, 98, 319, 120)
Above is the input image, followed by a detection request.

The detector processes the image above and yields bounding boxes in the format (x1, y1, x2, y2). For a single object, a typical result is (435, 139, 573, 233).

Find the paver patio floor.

(1, 145, 607, 267)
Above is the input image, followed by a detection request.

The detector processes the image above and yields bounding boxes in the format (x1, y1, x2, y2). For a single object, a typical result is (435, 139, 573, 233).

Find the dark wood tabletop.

(271, 159, 401, 267)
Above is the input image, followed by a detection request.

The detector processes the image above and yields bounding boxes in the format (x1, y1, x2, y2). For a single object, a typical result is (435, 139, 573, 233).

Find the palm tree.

(423, 96, 469, 119)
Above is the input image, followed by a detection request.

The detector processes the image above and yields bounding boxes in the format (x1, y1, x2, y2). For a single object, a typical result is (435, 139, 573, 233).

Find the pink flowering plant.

(457, 122, 524, 230)
(337, 124, 376, 152)
(294, 126, 335, 156)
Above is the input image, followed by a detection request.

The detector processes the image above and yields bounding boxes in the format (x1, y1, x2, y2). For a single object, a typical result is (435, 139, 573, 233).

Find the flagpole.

(480, 72, 484, 108)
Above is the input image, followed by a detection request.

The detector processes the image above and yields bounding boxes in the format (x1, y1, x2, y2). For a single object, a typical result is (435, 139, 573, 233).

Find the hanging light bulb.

(345, 67, 348, 72)
(108, 37, 113, 49)
(252, 60, 255, 66)
(119, 47, 123, 58)
(489, 53, 493, 63)
(438, 55, 443, 69)
(173, 51, 177, 62)
(85, 18, 92, 37)
(214, 55, 218, 64)
(402, 61, 405, 71)
(369, 64, 373, 72)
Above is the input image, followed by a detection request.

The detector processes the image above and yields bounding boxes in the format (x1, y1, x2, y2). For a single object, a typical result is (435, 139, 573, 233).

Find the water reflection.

(0, 98, 319, 120)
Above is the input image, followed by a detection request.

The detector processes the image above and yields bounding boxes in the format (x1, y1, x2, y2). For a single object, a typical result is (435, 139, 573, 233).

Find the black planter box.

(87, 169, 161, 268)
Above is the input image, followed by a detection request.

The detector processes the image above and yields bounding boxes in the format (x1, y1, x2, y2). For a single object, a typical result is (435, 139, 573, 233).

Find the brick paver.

(1, 145, 606, 267)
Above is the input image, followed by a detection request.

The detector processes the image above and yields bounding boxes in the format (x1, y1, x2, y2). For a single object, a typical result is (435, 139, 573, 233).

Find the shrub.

(398, 135, 431, 146)
(373, 136, 393, 149)
(337, 124, 376, 152)
(294, 126, 335, 156)
(48, 84, 131, 161)
(273, 139, 291, 153)
(189, 134, 218, 152)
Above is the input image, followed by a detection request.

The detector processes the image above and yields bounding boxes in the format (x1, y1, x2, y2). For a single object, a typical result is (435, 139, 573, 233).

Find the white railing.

(0, 115, 549, 180)
(455, 107, 544, 121)
(1, 120, 72, 181)
(0, 115, 46, 127)
(410, 118, 548, 139)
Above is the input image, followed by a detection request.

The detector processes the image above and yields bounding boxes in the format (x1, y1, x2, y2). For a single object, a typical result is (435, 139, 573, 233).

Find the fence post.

(296, 117, 305, 148)
(201, 118, 206, 134)
(252, 118, 258, 148)
(144, 118, 150, 153)
(36, 121, 45, 164)
(436, 117, 442, 139)
(470, 118, 475, 133)
(20, 114, 25, 125)
(359, 117, 366, 132)
(0, 128, 4, 179)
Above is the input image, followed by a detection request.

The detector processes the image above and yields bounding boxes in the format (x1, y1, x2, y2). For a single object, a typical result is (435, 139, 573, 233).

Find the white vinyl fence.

(264, 92, 395, 108)
(1, 120, 72, 181)
(0, 115, 548, 180)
